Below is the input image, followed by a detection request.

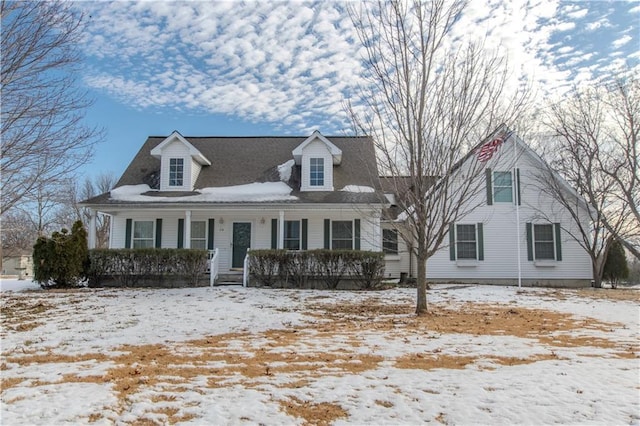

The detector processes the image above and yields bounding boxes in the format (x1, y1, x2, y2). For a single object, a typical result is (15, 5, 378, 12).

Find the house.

(81, 131, 386, 278)
(82, 128, 594, 287)
(380, 127, 594, 287)
(1, 250, 34, 279)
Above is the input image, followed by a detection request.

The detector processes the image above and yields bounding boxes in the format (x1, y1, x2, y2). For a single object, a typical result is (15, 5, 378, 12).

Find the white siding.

(110, 207, 382, 274)
(421, 144, 593, 283)
(157, 140, 203, 191)
(300, 140, 333, 191)
(190, 160, 202, 189)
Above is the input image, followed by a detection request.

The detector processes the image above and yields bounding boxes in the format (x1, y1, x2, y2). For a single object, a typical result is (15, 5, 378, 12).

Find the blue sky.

(75, 0, 640, 181)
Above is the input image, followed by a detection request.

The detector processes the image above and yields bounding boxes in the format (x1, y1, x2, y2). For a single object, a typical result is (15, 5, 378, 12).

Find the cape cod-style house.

(82, 128, 594, 287)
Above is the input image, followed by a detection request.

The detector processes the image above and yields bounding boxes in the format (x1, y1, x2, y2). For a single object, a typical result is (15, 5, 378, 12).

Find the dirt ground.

(1, 287, 638, 425)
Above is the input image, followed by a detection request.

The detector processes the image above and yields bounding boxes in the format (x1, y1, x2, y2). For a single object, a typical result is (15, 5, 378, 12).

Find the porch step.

(214, 273, 244, 286)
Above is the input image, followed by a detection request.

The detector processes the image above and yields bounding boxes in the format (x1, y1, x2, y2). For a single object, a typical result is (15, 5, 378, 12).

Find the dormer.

(293, 130, 342, 192)
(150, 131, 211, 191)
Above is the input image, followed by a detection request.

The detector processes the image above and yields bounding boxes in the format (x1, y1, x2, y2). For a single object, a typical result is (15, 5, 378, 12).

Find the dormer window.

(169, 158, 184, 187)
(310, 158, 324, 187)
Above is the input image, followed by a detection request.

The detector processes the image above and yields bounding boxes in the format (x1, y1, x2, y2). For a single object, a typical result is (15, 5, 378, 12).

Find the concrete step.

(214, 273, 244, 286)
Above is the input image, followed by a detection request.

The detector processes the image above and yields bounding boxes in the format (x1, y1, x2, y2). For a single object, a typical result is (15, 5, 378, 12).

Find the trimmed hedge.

(248, 249, 385, 290)
(87, 248, 209, 287)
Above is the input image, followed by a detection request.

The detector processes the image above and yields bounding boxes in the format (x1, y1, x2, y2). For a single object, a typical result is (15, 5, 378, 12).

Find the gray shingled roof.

(82, 135, 386, 207)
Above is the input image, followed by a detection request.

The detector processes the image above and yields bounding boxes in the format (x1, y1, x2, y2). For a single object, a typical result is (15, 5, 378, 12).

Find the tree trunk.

(415, 253, 428, 315)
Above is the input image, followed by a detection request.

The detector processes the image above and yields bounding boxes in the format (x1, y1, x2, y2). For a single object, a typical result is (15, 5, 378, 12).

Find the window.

(383, 229, 398, 254)
(169, 158, 184, 187)
(332, 221, 353, 250)
(493, 171, 513, 203)
(284, 220, 301, 250)
(191, 221, 206, 250)
(133, 221, 154, 248)
(533, 224, 555, 260)
(310, 158, 324, 186)
(456, 224, 477, 259)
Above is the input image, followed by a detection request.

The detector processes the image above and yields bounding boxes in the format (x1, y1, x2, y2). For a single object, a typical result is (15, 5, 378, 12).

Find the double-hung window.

(310, 158, 324, 187)
(169, 158, 184, 187)
(284, 220, 301, 250)
(383, 229, 398, 254)
(133, 221, 154, 248)
(190, 221, 206, 250)
(533, 224, 555, 260)
(456, 224, 477, 260)
(332, 220, 353, 250)
(493, 171, 513, 203)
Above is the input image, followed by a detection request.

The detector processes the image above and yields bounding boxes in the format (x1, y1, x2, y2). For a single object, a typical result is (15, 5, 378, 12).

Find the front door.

(232, 222, 251, 268)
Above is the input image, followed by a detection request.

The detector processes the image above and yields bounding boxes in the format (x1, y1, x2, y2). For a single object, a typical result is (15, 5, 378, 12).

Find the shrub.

(87, 248, 208, 287)
(603, 240, 629, 289)
(33, 221, 88, 288)
(246, 249, 385, 290)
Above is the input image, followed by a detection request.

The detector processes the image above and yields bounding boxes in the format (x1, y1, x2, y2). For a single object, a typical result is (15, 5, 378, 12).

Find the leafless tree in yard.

(348, 0, 529, 314)
(55, 173, 116, 248)
(534, 74, 639, 287)
(1, 0, 102, 214)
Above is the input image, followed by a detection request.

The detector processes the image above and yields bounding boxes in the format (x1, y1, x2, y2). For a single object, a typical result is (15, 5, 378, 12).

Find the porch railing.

(208, 248, 219, 286)
(242, 249, 250, 287)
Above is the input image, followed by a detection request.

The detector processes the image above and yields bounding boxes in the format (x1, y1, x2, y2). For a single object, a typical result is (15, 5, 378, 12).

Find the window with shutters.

(493, 171, 513, 203)
(133, 221, 154, 248)
(533, 224, 555, 260)
(332, 221, 353, 250)
(190, 221, 206, 250)
(382, 229, 398, 254)
(456, 224, 477, 260)
(284, 220, 301, 250)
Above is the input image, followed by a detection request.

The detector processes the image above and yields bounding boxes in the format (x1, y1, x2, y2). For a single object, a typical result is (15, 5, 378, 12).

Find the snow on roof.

(110, 182, 298, 202)
(340, 185, 375, 193)
(277, 159, 295, 182)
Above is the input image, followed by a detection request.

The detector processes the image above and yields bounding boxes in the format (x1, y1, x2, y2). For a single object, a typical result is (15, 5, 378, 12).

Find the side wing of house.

(427, 135, 593, 286)
(384, 131, 593, 287)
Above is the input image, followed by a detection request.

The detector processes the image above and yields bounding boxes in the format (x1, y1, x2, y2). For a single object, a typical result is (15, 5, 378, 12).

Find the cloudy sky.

(75, 0, 640, 180)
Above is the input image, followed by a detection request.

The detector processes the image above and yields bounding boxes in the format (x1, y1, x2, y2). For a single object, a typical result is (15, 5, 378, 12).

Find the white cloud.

(612, 34, 633, 48)
(77, 0, 638, 133)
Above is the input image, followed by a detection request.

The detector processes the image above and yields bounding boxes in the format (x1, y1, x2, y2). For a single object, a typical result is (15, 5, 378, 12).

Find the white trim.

(292, 130, 342, 165)
(150, 131, 211, 166)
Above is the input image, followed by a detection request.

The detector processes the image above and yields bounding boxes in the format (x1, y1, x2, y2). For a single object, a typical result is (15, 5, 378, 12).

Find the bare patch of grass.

(279, 395, 348, 426)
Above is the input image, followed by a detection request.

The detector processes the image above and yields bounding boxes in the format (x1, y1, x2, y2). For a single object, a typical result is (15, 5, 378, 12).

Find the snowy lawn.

(1, 279, 638, 425)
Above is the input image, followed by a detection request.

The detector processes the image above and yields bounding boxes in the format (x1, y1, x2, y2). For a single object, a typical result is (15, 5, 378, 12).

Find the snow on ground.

(1, 279, 638, 425)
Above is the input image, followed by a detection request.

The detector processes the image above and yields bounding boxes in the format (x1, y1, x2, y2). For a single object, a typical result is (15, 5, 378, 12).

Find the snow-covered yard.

(1, 279, 638, 425)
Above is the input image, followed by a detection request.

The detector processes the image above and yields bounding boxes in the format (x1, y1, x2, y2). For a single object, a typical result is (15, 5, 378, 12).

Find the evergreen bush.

(32, 221, 88, 288)
(603, 240, 629, 288)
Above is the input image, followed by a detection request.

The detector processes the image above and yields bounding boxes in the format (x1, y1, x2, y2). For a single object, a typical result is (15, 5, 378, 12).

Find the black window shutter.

(125, 219, 132, 249)
(354, 219, 361, 250)
(516, 168, 522, 206)
(449, 223, 456, 261)
(207, 219, 215, 250)
(324, 219, 330, 249)
(486, 168, 493, 205)
(526, 222, 533, 261)
(477, 223, 484, 261)
(155, 219, 162, 248)
(554, 223, 562, 261)
(271, 219, 278, 249)
(177, 219, 184, 249)
(301, 219, 308, 250)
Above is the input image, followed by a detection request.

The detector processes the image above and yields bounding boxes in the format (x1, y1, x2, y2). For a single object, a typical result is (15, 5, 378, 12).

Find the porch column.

(184, 210, 192, 249)
(278, 210, 285, 249)
(88, 209, 97, 249)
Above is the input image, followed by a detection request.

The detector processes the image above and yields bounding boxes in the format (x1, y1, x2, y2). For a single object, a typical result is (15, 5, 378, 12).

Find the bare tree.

(536, 75, 639, 288)
(53, 173, 116, 248)
(348, 0, 528, 314)
(1, 0, 102, 214)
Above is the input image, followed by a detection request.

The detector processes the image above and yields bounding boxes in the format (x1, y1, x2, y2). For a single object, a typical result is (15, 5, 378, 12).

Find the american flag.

(477, 131, 512, 162)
